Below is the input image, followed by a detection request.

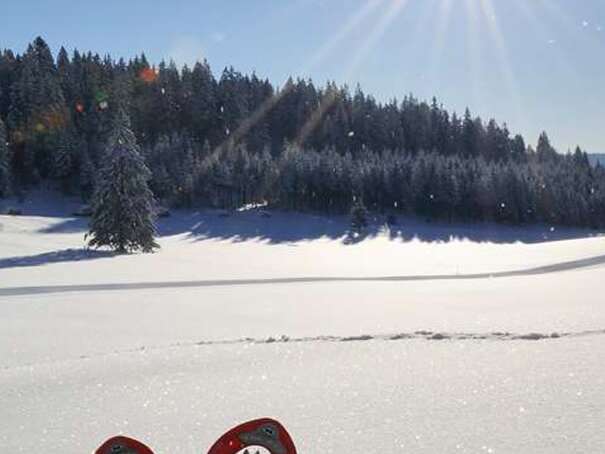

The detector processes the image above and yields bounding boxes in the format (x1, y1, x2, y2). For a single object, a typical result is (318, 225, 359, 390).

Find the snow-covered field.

(1, 193, 605, 453)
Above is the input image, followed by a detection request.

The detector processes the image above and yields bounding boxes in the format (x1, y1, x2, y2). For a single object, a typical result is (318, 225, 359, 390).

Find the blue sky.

(4, 0, 605, 152)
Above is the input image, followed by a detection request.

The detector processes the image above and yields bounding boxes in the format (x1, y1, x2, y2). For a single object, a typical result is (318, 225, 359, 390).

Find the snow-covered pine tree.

(87, 107, 159, 253)
(52, 127, 79, 192)
(78, 146, 95, 201)
(350, 197, 368, 235)
(7, 37, 67, 182)
(177, 140, 196, 207)
(0, 118, 11, 197)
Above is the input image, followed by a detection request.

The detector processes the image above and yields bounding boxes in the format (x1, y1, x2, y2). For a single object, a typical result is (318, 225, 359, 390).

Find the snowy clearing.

(3, 337, 605, 454)
(1, 193, 605, 453)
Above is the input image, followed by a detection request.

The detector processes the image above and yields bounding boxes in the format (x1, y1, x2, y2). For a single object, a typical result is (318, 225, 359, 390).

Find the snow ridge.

(193, 328, 605, 345)
(4, 329, 605, 372)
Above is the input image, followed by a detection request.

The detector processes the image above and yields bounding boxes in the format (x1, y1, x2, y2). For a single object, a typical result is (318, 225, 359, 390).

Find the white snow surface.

(1, 192, 605, 453)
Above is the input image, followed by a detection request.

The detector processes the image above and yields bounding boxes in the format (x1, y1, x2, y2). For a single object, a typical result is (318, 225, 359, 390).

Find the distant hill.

(588, 153, 605, 166)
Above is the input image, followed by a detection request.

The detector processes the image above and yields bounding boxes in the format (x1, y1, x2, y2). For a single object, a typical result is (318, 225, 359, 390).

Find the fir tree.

(350, 198, 369, 235)
(537, 132, 556, 162)
(7, 37, 68, 181)
(0, 50, 18, 120)
(0, 119, 11, 197)
(78, 146, 95, 201)
(182, 60, 217, 143)
(87, 108, 158, 253)
(52, 127, 78, 191)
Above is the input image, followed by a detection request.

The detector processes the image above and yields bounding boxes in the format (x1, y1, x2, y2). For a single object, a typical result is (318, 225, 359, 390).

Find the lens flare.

(95, 90, 108, 104)
(42, 110, 67, 129)
(13, 130, 25, 144)
(94, 90, 109, 110)
(139, 67, 158, 83)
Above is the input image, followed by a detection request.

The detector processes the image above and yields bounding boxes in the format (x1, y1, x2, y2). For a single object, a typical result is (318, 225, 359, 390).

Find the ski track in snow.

(1, 253, 605, 297)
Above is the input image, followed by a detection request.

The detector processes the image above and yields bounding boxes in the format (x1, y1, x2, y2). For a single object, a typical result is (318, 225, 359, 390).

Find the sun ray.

(427, 0, 455, 92)
(302, 0, 386, 74)
(210, 0, 385, 156)
(478, 0, 525, 128)
(345, 0, 410, 76)
(464, 0, 482, 111)
(295, 0, 411, 146)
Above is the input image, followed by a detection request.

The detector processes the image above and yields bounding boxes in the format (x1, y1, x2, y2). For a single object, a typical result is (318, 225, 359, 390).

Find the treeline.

(1, 37, 605, 228)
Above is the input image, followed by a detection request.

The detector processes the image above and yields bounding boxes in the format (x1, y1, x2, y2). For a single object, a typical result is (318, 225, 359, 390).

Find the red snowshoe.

(95, 435, 154, 454)
(95, 418, 297, 454)
(207, 418, 297, 454)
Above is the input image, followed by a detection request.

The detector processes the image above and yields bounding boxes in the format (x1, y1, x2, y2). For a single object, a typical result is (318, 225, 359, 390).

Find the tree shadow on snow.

(38, 217, 89, 234)
(6, 190, 602, 246)
(384, 220, 603, 244)
(157, 208, 603, 245)
(0, 248, 116, 270)
(10, 196, 601, 245)
(158, 209, 352, 244)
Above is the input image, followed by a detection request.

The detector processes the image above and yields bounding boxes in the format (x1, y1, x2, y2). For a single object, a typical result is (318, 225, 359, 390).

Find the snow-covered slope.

(1, 191, 603, 288)
(1, 193, 604, 453)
